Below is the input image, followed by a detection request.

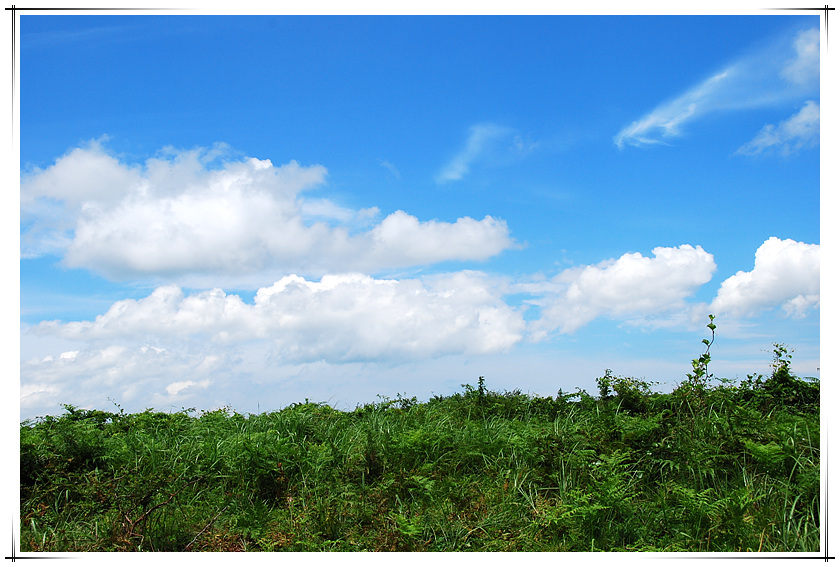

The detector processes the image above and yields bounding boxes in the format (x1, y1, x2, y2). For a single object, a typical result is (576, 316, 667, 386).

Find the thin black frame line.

(764, 5, 833, 46)
(824, 434, 829, 561)
(5, 3, 186, 145)
(751, 11, 829, 561)
(6, 525, 74, 561)
(664, 557, 835, 561)
(4, 6, 181, 10)
(8, 5, 184, 560)
(6, 6, 831, 559)
(10, 4, 13, 137)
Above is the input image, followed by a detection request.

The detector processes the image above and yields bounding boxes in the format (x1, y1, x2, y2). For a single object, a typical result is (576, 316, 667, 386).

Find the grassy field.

(20, 342, 819, 552)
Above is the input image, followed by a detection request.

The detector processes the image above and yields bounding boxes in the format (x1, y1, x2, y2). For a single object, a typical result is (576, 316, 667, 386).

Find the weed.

(20, 321, 819, 552)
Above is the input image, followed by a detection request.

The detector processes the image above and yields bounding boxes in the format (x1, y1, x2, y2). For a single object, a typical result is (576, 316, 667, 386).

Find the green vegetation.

(20, 320, 819, 552)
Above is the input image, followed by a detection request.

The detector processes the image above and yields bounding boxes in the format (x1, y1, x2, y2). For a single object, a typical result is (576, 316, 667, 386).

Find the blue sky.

(17, 10, 825, 420)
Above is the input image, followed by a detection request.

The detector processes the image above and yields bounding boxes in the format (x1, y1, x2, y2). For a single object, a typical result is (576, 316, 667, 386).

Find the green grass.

(20, 354, 820, 552)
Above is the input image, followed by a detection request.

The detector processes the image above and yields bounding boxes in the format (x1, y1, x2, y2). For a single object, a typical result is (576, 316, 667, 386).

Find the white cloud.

(20, 343, 228, 413)
(529, 245, 716, 337)
(615, 26, 819, 149)
(20, 383, 61, 410)
(781, 28, 820, 87)
(434, 123, 536, 183)
(367, 211, 513, 267)
(379, 159, 400, 178)
(737, 100, 819, 156)
(21, 142, 515, 282)
(20, 138, 145, 258)
(21, 138, 143, 207)
(22, 237, 821, 418)
(166, 379, 211, 397)
(614, 72, 728, 148)
(34, 271, 526, 363)
(710, 237, 819, 318)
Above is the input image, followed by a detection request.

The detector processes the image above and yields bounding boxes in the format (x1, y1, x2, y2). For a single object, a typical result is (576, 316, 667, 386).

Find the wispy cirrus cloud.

(614, 26, 819, 149)
(378, 159, 401, 179)
(435, 123, 537, 184)
(737, 100, 819, 156)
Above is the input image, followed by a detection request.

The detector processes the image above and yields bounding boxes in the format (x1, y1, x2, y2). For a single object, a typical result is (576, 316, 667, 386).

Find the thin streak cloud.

(614, 26, 819, 149)
(435, 123, 512, 183)
(434, 123, 536, 184)
(737, 100, 820, 156)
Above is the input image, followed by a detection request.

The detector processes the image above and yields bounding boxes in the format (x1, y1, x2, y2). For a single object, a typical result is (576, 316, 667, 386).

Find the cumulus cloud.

(20, 344, 228, 412)
(367, 211, 513, 267)
(165, 379, 211, 396)
(435, 123, 537, 183)
(20, 138, 143, 258)
(34, 271, 526, 363)
(23, 270, 525, 414)
(22, 237, 821, 416)
(21, 142, 515, 282)
(529, 245, 716, 337)
(22, 139, 143, 206)
(737, 100, 819, 156)
(710, 237, 819, 318)
(615, 26, 819, 149)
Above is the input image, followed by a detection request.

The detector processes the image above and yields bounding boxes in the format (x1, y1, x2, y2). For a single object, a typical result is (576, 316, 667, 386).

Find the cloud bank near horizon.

(28, 237, 819, 359)
(33, 271, 525, 362)
(22, 233, 819, 414)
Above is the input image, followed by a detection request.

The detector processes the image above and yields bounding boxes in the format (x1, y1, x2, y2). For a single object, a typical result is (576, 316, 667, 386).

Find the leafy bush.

(19, 322, 819, 552)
